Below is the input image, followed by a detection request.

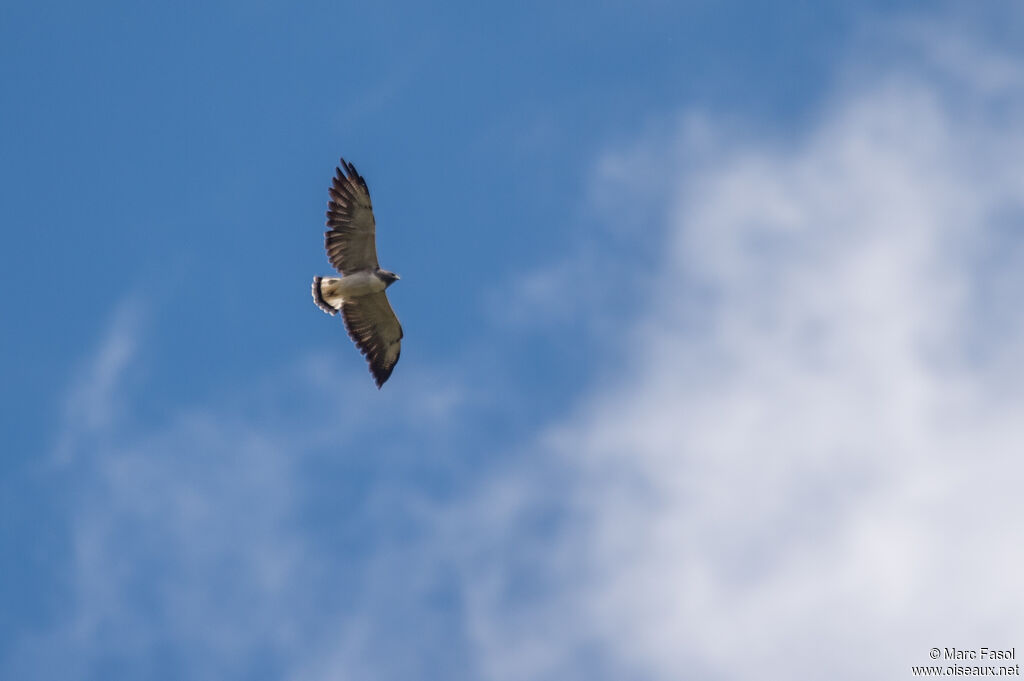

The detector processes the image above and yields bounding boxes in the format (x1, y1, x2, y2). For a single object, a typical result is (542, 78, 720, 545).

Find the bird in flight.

(312, 158, 403, 388)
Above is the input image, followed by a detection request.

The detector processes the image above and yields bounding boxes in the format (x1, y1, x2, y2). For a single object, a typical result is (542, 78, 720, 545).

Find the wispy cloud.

(52, 298, 144, 466)
(18, 315, 474, 679)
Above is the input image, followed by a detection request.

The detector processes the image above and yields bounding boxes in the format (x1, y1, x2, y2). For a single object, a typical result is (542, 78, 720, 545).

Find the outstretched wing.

(340, 292, 403, 388)
(325, 159, 379, 274)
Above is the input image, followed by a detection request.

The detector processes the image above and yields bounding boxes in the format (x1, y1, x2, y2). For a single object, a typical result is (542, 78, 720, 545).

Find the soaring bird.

(312, 158, 403, 388)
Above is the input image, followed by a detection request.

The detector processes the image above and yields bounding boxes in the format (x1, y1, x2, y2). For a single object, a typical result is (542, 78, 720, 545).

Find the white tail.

(312, 276, 343, 314)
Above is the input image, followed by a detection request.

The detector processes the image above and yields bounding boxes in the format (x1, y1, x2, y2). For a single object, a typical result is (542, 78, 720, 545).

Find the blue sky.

(4, 2, 1024, 679)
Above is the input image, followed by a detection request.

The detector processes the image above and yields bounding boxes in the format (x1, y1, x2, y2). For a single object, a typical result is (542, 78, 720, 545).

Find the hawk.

(312, 158, 403, 388)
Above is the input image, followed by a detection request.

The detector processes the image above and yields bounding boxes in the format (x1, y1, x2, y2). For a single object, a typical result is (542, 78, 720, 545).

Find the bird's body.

(313, 271, 391, 310)
(311, 159, 403, 388)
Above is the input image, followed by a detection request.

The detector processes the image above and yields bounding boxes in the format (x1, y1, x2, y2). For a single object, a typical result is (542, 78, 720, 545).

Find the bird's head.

(379, 270, 401, 287)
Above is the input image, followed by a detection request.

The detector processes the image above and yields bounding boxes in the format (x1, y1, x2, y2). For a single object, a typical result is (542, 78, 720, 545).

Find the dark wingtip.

(371, 364, 394, 389)
(337, 157, 354, 177)
(334, 159, 349, 183)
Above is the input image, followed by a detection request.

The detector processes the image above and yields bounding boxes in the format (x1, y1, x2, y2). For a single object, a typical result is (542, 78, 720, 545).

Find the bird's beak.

(395, 274, 401, 280)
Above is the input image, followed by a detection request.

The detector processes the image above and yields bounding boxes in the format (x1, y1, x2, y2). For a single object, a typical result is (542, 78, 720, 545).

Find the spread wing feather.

(325, 159, 378, 274)
(340, 292, 403, 388)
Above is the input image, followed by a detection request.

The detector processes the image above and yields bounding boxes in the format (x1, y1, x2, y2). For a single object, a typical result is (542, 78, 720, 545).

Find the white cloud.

(455, 23, 1024, 681)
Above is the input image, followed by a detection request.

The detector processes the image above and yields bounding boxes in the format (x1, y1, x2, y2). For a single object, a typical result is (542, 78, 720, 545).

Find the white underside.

(319, 272, 385, 309)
